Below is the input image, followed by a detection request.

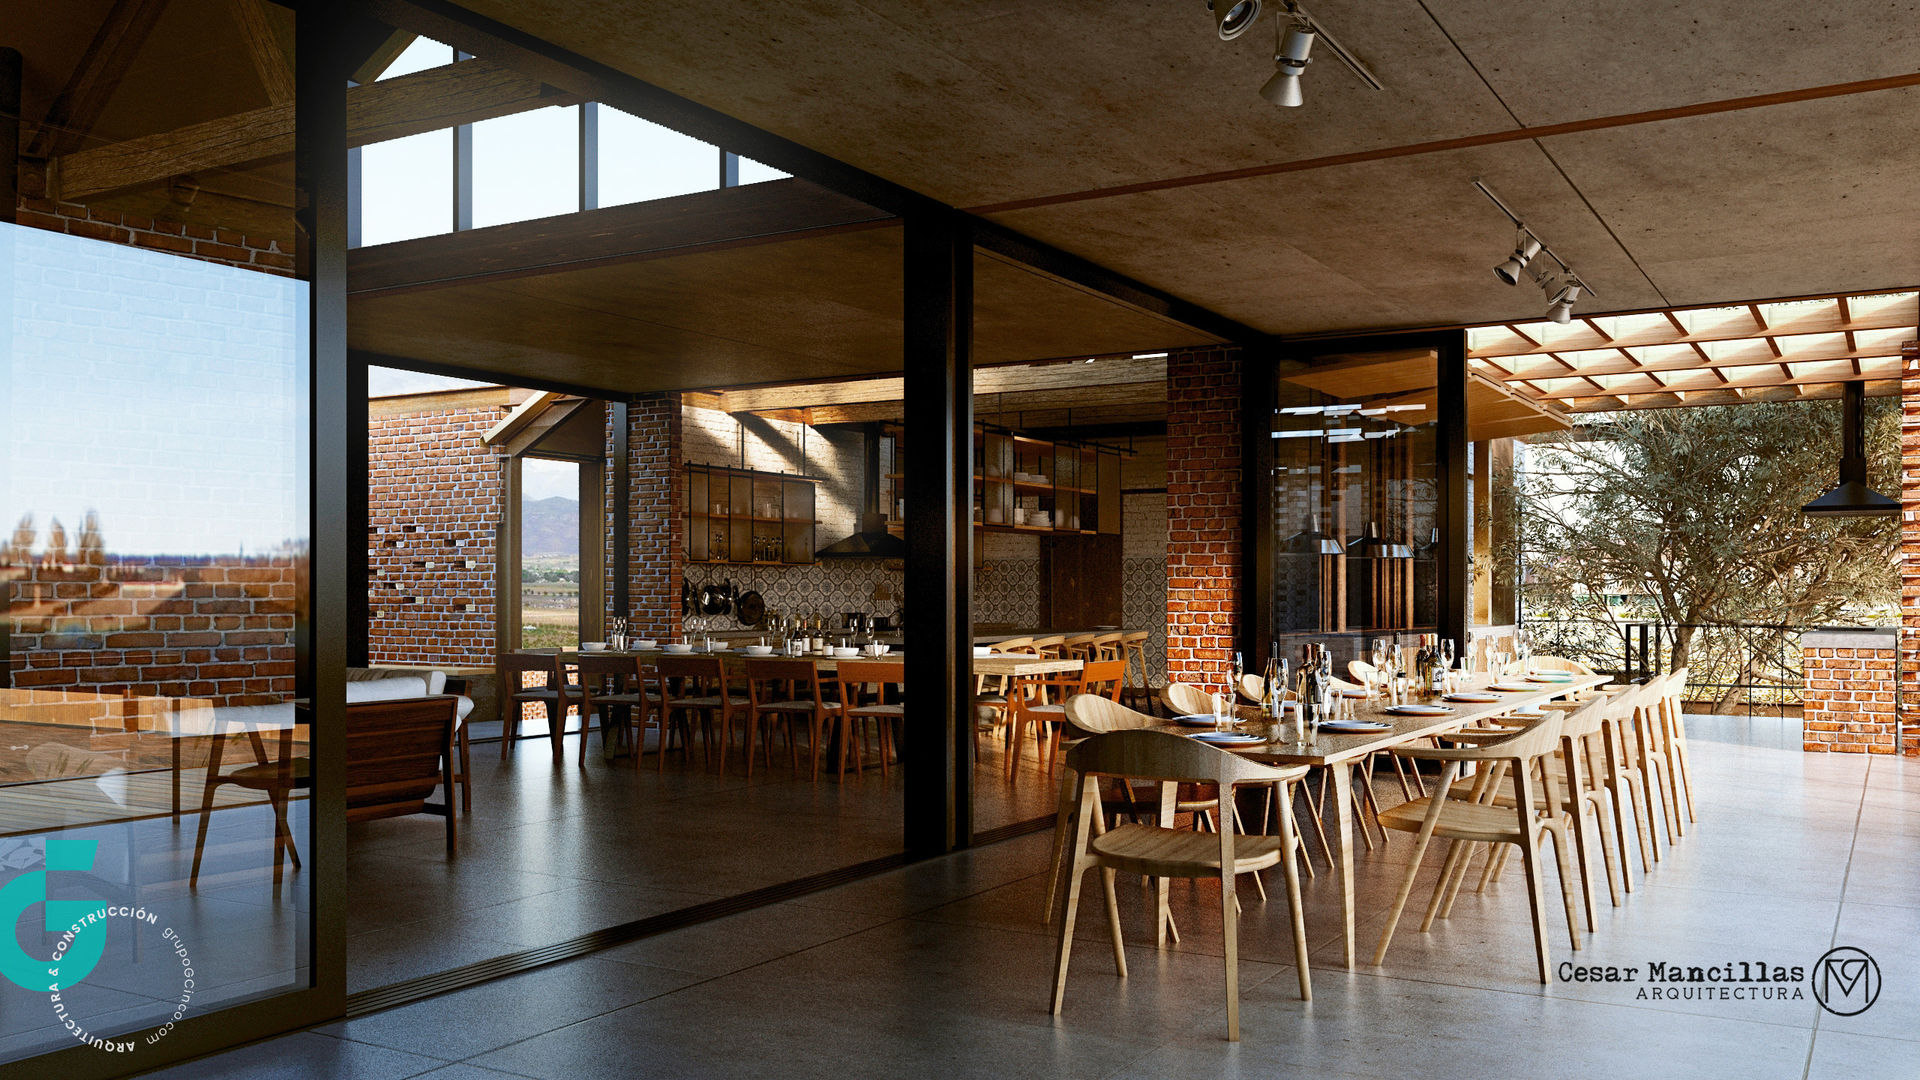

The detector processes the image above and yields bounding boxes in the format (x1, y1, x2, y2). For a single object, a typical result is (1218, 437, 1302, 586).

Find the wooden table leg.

(1330, 760, 1356, 969)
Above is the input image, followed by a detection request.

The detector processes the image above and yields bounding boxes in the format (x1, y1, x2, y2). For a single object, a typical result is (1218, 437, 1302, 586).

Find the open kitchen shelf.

(685, 463, 817, 565)
(881, 423, 1122, 538)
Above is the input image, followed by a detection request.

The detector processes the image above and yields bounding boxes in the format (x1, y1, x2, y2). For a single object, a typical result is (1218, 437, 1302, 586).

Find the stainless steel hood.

(817, 422, 910, 558)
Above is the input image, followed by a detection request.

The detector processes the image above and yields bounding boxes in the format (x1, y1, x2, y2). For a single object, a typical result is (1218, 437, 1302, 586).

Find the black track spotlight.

(1210, 0, 1263, 40)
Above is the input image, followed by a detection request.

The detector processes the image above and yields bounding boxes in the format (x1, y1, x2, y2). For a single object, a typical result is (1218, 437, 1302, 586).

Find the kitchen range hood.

(1802, 381, 1898, 518)
(817, 422, 910, 558)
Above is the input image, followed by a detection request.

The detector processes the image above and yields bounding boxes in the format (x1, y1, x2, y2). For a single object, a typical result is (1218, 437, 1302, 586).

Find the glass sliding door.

(0, 1, 323, 1070)
(1256, 344, 1446, 671)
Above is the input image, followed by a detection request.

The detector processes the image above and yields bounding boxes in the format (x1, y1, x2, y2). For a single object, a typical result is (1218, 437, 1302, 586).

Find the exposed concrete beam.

(49, 58, 580, 201)
(347, 178, 891, 295)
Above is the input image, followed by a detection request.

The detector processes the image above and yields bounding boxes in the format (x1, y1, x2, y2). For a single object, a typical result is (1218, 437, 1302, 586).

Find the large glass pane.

(520, 459, 581, 649)
(375, 36, 454, 81)
(1264, 347, 1441, 669)
(597, 107, 718, 207)
(470, 105, 580, 228)
(360, 128, 453, 246)
(735, 156, 791, 186)
(0, 221, 308, 1062)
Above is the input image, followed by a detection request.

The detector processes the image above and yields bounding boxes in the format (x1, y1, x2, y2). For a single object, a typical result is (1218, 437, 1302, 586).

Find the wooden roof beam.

(1486, 339, 1903, 382)
(226, 0, 294, 106)
(49, 58, 582, 202)
(1583, 317, 1614, 343)
(1530, 361, 1905, 401)
(25, 0, 170, 160)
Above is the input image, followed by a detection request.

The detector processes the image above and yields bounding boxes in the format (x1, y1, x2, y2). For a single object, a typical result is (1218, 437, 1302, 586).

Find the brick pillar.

(1802, 631, 1898, 753)
(1165, 346, 1243, 687)
(613, 392, 683, 641)
(1902, 340, 1920, 755)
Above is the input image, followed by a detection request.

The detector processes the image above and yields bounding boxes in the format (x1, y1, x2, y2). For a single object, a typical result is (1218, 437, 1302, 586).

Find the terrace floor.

(129, 720, 1917, 1080)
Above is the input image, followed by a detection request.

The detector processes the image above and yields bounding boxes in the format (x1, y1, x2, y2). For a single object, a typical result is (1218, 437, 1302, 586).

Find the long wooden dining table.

(1154, 671, 1611, 970)
(546, 647, 1083, 759)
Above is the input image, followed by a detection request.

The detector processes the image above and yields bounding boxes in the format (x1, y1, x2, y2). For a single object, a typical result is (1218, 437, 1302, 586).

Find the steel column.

(902, 213, 972, 856)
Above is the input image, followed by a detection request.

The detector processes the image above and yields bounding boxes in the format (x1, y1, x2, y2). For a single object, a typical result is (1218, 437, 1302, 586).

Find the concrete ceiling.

(448, 0, 1920, 334)
(349, 222, 1221, 392)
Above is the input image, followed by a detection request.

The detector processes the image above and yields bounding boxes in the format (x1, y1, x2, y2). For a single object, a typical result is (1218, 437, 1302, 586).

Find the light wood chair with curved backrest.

(1658, 668, 1697, 824)
(1060, 633, 1101, 661)
(1043, 694, 1281, 926)
(1373, 701, 1591, 982)
(1029, 634, 1068, 659)
(1050, 729, 1312, 1041)
(498, 651, 581, 763)
(1440, 684, 1636, 932)
(1161, 681, 1215, 717)
(1593, 677, 1671, 884)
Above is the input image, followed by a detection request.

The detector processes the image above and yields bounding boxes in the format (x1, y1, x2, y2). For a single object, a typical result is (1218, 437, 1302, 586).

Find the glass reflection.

(0, 222, 308, 1061)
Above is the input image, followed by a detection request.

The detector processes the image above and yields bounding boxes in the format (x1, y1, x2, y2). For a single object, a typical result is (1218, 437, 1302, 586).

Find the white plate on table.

(1190, 731, 1264, 746)
(1444, 693, 1502, 704)
(1317, 719, 1392, 734)
(661, 643, 694, 653)
(1173, 714, 1232, 727)
(1489, 682, 1535, 692)
(1525, 673, 1574, 683)
(1335, 688, 1370, 699)
(1384, 704, 1455, 716)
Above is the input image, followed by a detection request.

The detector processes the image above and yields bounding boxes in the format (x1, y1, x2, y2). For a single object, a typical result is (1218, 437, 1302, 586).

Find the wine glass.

(1514, 633, 1532, 676)
(1228, 650, 1245, 711)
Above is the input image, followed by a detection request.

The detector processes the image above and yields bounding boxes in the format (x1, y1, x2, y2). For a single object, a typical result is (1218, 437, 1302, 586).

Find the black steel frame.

(1245, 329, 1473, 667)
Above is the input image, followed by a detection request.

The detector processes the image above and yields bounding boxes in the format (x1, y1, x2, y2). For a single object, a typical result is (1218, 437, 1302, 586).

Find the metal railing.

(1517, 618, 1883, 715)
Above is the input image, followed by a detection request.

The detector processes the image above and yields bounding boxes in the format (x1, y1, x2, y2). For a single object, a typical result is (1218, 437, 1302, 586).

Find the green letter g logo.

(0, 833, 107, 991)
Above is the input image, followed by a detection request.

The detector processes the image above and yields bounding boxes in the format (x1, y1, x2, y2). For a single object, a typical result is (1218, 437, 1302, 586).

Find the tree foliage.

(1508, 398, 1898, 702)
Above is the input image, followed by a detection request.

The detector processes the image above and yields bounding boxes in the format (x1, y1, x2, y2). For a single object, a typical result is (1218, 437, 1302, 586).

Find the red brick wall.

(607, 393, 684, 640)
(2, 552, 296, 706)
(15, 177, 293, 277)
(1901, 340, 1920, 756)
(368, 404, 506, 665)
(1165, 346, 1243, 686)
(1803, 645, 1898, 753)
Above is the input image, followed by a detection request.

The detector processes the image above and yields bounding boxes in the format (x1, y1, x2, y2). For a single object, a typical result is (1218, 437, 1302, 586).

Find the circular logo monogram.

(1812, 947, 1881, 1016)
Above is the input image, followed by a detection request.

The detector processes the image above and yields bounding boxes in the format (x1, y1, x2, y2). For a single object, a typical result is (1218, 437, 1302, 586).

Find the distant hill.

(523, 496, 579, 556)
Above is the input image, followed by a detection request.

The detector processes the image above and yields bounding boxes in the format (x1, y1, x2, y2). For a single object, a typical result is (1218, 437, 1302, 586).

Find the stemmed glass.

(1514, 630, 1532, 676)
(1440, 639, 1457, 689)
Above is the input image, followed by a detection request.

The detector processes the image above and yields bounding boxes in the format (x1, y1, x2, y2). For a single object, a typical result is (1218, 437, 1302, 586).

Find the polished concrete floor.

(134, 723, 1917, 1080)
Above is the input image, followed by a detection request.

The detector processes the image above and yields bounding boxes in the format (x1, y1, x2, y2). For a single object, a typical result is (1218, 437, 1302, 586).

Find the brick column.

(611, 392, 683, 640)
(1901, 340, 1920, 755)
(1802, 630, 1898, 753)
(1165, 346, 1243, 687)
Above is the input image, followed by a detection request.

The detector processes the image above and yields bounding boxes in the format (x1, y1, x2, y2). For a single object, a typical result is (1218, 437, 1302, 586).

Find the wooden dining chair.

(572, 653, 655, 767)
(1373, 702, 1592, 982)
(1060, 633, 1101, 660)
(1118, 631, 1153, 712)
(1657, 668, 1698, 825)
(1050, 729, 1312, 1041)
(973, 637, 1033, 747)
(744, 657, 841, 781)
(835, 660, 905, 780)
(1161, 681, 1215, 717)
(497, 651, 580, 763)
(190, 708, 305, 891)
(1029, 634, 1068, 660)
(1013, 658, 1125, 779)
(655, 655, 748, 773)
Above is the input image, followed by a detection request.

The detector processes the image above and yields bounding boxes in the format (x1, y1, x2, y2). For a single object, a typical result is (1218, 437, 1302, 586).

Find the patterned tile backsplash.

(678, 558, 1042, 636)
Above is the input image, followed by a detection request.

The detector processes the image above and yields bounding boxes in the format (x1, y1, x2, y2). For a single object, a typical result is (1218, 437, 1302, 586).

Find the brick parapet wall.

(1802, 646, 1898, 754)
(1165, 347, 1243, 686)
(1900, 340, 1920, 755)
(1, 553, 296, 706)
(368, 405, 506, 665)
(608, 394, 684, 640)
(15, 177, 293, 277)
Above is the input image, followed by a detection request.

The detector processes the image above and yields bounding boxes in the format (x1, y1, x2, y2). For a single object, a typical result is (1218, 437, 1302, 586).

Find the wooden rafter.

(226, 0, 294, 105)
(1583, 317, 1613, 343)
(1747, 303, 1768, 332)
(1494, 338, 1902, 383)
(1504, 323, 1541, 348)
(714, 356, 1167, 414)
(1524, 357, 1904, 401)
(1469, 293, 1916, 360)
(26, 0, 171, 160)
(48, 59, 581, 202)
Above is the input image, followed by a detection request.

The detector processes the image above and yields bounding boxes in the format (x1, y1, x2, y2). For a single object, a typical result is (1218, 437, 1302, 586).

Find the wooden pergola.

(1467, 290, 1917, 412)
